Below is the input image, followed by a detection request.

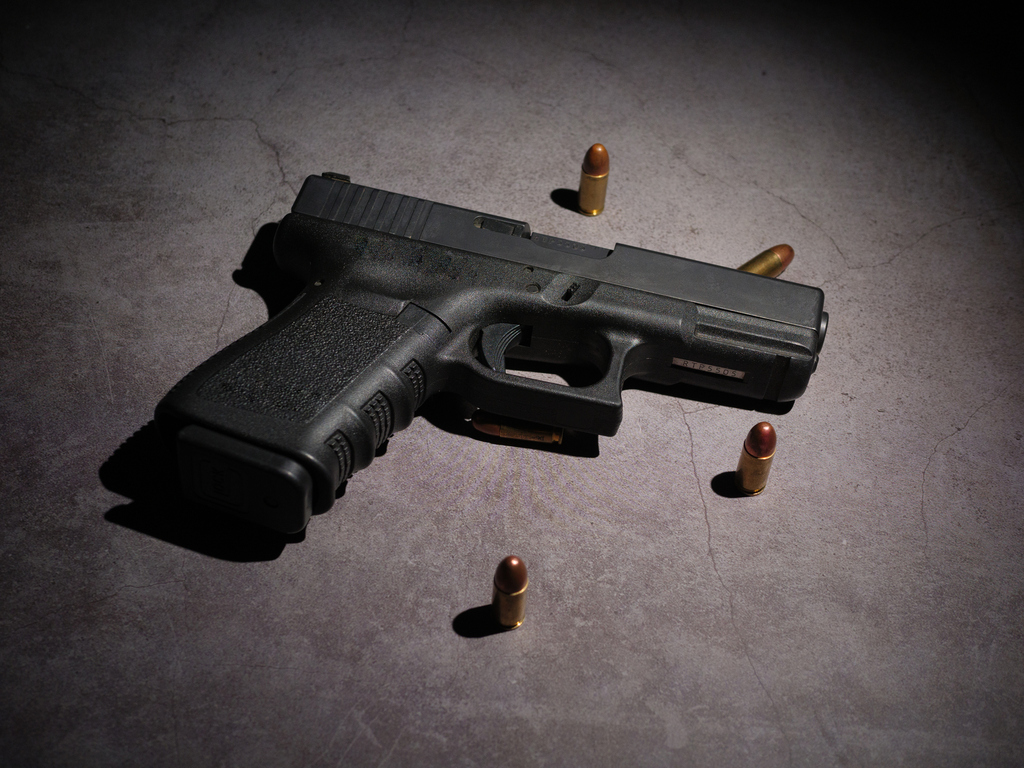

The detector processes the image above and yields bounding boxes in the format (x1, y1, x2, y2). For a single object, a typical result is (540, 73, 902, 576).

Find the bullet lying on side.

(737, 244, 794, 278)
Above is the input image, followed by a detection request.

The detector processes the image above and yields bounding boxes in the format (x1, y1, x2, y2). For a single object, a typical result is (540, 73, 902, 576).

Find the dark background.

(2, 1, 1022, 765)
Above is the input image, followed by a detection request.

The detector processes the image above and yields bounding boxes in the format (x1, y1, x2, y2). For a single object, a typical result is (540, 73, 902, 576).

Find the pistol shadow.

(100, 421, 302, 561)
(232, 222, 305, 319)
(452, 604, 511, 638)
(100, 224, 309, 559)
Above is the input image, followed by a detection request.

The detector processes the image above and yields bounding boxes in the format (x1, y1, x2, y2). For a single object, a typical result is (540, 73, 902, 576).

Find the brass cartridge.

(737, 244, 794, 278)
(578, 144, 609, 216)
(736, 422, 776, 495)
(492, 555, 528, 629)
(471, 411, 563, 444)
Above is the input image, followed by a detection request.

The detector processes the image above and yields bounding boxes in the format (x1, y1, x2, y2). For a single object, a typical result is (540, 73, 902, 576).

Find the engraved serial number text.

(672, 358, 746, 380)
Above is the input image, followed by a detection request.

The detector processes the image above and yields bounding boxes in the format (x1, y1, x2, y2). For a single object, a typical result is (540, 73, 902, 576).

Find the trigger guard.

(480, 323, 523, 373)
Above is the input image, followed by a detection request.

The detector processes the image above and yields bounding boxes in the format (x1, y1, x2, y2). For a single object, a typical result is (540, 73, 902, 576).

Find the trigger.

(480, 323, 523, 373)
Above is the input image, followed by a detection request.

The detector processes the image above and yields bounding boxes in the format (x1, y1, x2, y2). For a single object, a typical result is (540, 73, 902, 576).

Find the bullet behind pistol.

(578, 144, 609, 216)
(737, 244, 794, 278)
(493, 556, 528, 629)
(735, 422, 776, 496)
(471, 411, 563, 444)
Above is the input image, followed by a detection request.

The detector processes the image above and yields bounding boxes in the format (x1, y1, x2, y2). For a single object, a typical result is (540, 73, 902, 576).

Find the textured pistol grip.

(156, 292, 440, 532)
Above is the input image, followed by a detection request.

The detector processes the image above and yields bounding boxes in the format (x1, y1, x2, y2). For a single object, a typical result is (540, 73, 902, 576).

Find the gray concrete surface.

(2, 1, 1022, 765)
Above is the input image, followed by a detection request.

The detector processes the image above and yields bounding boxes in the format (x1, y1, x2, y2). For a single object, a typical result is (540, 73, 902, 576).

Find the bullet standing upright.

(493, 555, 528, 629)
(578, 144, 609, 216)
(736, 422, 776, 495)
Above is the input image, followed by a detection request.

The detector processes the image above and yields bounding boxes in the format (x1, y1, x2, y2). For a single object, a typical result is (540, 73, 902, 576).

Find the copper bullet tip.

(582, 144, 609, 176)
(494, 555, 528, 594)
(744, 422, 777, 459)
(770, 244, 794, 271)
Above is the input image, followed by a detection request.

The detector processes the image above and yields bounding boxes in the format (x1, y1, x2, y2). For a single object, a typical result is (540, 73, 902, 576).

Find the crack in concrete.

(661, 147, 737, 190)
(251, 119, 295, 195)
(918, 384, 1010, 560)
(569, 46, 651, 110)
(3, 61, 295, 195)
(251, 202, 275, 239)
(855, 212, 974, 271)
(214, 284, 236, 347)
(681, 410, 793, 764)
(340, 712, 384, 761)
(758, 178, 1023, 284)
(84, 301, 116, 405)
(6, 61, 297, 351)
(812, 707, 854, 766)
(573, 47, 617, 72)
(754, 182, 847, 270)
(304, 706, 355, 768)
(680, 403, 718, 415)
(844, 202, 1024, 273)
(265, 65, 306, 104)
(164, 606, 184, 768)
(371, 3, 515, 87)
(440, 47, 516, 87)
(557, 49, 726, 187)
(377, 726, 405, 766)
(400, 0, 416, 43)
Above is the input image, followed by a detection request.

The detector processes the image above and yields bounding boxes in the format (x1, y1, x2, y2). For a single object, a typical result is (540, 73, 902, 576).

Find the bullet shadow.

(452, 604, 513, 638)
(711, 471, 747, 499)
(550, 188, 580, 212)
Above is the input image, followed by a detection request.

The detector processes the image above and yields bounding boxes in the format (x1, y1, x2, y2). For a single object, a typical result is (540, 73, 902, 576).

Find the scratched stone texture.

(1, 1, 1022, 766)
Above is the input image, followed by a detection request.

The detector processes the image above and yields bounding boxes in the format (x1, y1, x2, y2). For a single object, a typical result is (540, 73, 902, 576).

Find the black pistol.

(156, 173, 828, 532)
